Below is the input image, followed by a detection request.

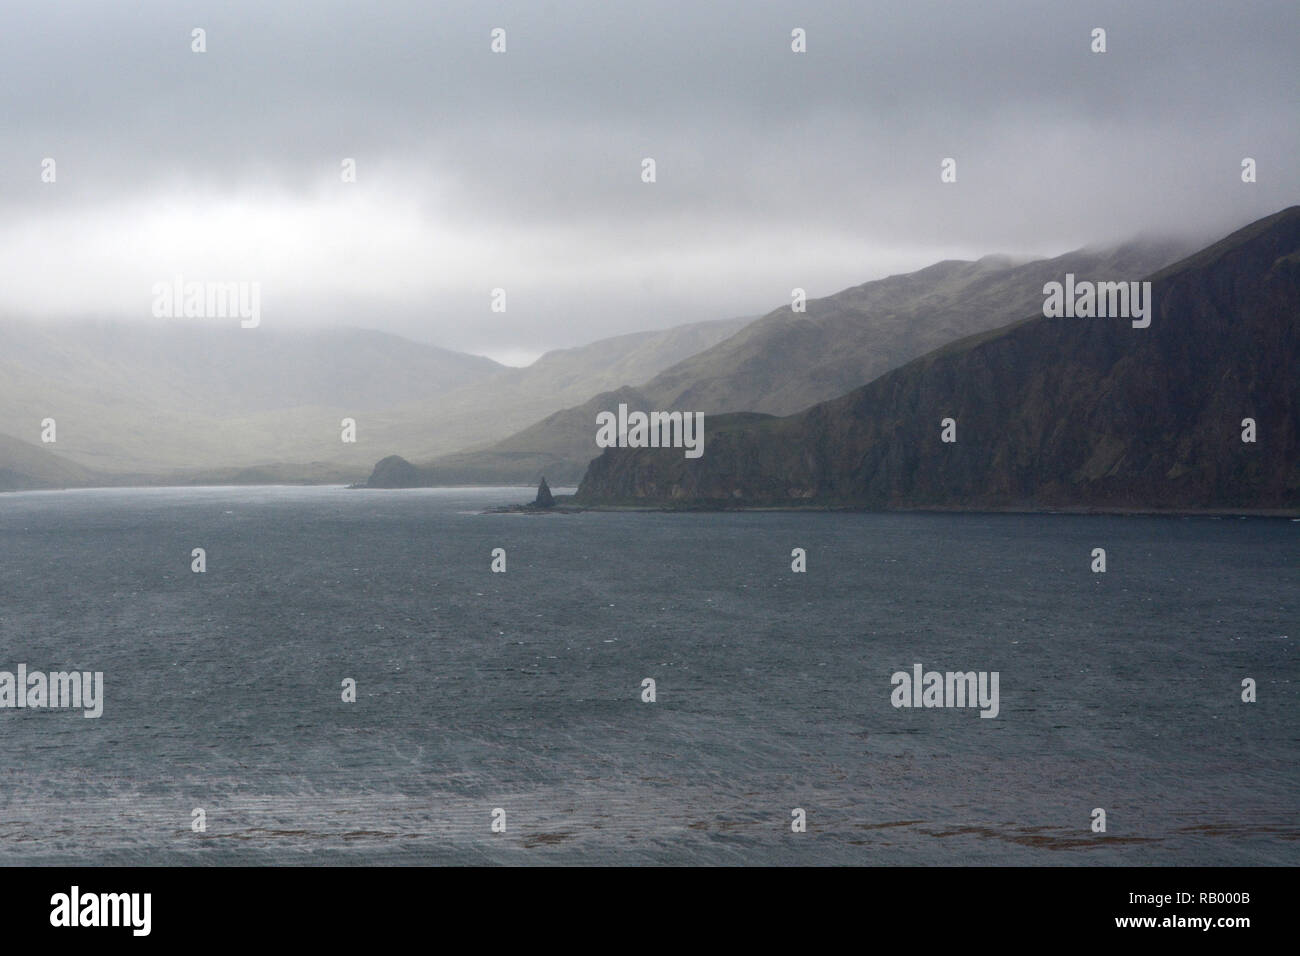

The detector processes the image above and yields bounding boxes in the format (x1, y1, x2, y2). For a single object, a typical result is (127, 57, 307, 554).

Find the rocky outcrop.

(534, 477, 555, 508)
(364, 454, 430, 488)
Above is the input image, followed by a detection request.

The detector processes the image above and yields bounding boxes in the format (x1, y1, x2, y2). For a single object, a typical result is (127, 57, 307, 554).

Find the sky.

(2, 0, 1297, 366)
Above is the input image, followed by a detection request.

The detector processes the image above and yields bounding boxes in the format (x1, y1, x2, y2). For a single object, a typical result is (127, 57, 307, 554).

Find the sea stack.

(534, 477, 555, 509)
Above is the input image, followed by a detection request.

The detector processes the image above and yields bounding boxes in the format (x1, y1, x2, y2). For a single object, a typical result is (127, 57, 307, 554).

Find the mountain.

(575, 207, 1300, 512)
(486, 319, 751, 408)
(0, 432, 98, 491)
(380, 318, 747, 466)
(0, 322, 504, 476)
(370, 386, 653, 486)
(395, 238, 1196, 485)
(635, 242, 1192, 417)
(0, 316, 745, 482)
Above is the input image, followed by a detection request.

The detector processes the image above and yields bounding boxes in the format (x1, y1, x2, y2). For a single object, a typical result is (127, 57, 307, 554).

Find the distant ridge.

(381, 236, 1197, 485)
(0, 432, 97, 491)
(0, 315, 745, 486)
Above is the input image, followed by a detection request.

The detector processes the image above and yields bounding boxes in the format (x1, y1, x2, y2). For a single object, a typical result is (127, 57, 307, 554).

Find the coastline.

(6, 483, 1294, 519)
(488, 495, 1300, 518)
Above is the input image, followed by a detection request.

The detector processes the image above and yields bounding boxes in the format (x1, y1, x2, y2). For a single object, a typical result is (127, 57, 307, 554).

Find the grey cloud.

(1, 0, 1296, 358)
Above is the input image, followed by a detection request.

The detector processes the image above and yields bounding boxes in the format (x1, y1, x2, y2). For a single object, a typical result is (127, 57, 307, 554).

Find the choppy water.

(0, 486, 1295, 864)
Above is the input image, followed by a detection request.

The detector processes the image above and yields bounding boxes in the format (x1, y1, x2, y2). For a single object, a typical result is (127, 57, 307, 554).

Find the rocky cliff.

(576, 207, 1300, 511)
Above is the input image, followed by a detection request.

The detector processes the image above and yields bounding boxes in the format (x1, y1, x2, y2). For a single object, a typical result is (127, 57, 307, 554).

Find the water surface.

(0, 486, 1294, 864)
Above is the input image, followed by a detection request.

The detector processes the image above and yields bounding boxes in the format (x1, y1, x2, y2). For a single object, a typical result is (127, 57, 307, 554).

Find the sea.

(0, 485, 1294, 865)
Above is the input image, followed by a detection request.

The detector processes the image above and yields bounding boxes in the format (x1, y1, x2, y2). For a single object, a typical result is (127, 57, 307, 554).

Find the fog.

(2, 0, 1295, 363)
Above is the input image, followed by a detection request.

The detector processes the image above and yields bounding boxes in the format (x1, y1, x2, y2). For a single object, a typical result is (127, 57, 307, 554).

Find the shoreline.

(490, 496, 1300, 518)
(5, 484, 1295, 518)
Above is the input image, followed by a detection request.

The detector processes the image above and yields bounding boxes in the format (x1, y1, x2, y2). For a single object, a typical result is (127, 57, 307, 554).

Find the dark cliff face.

(576, 207, 1300, 511)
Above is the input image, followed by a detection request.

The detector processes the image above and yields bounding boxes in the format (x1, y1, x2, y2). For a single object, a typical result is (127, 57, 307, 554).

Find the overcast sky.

(2, 0, 1296, 365)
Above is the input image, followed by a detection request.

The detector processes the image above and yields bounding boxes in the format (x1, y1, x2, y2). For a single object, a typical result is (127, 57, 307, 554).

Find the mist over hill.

(575, 207, 1300, 512)
(0, 433, 96, 491)
(375, 236, 1198, 486)
(0, 315, 745, 489)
